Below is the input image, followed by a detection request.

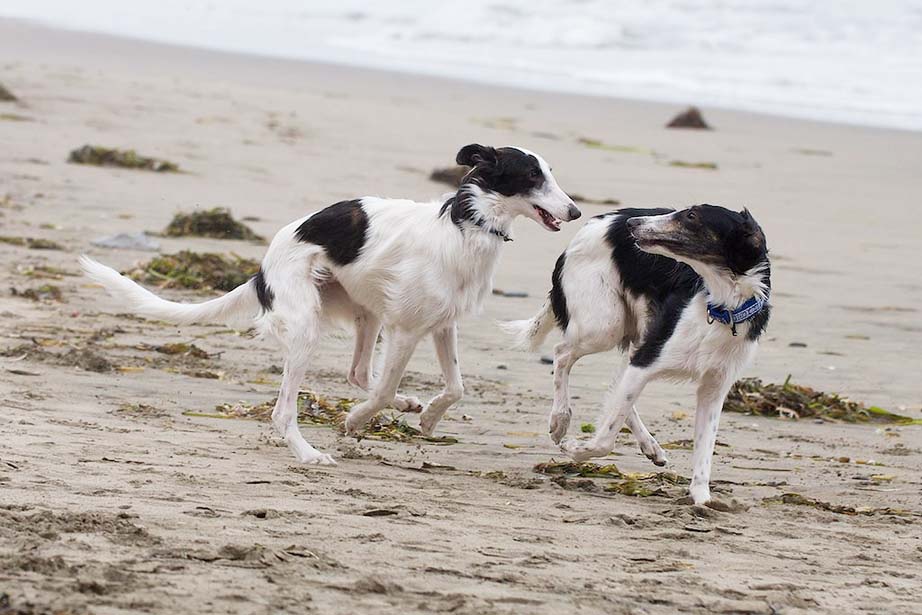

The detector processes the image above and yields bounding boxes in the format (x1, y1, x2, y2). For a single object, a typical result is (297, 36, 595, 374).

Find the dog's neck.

(442, 183, 514, 242)
(696, 260, 771, 309)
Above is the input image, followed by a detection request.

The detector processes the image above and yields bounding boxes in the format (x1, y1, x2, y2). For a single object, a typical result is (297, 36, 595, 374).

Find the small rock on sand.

(667, 106, 711, 129)
(429, 166, 469, 187)
(0, 83, 17, 102)
(92, 232, 161, 251)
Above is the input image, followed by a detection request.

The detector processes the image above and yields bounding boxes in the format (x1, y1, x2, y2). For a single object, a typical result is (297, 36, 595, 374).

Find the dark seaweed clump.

(127, 251, 259, 292)
(724, 376, 922, 424)
(429, 166, 469, 188)
(185, 390, 457, 445)
(163, 208, 263, 241)
(68, 145, 179, 172)
(666, 106, 711, 129)
(0, 83, 16, 102)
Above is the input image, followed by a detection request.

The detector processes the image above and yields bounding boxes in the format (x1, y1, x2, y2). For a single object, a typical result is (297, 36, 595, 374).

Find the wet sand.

(1, 19, 920, 615)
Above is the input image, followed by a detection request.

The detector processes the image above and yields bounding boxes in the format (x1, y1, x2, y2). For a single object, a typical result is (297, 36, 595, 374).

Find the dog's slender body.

(81, 144, 580, 465)
(506, 205, 770, 504)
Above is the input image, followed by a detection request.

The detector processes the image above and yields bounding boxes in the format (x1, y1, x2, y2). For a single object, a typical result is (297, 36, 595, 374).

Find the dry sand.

(1, 19, 920, 615)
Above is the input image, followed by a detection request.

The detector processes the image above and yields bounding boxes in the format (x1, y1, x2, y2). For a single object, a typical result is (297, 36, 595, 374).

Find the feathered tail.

(79, 255, 260, 329)
(499, 299, 556, 351)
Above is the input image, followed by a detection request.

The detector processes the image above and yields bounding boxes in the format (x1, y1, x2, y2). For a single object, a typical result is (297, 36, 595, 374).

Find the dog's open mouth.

(533, 205, 562, 231)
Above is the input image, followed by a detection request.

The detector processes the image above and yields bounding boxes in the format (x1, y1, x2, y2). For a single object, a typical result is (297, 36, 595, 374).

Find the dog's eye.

(686, 210, 697, 220)
(529, 168, 541, 179)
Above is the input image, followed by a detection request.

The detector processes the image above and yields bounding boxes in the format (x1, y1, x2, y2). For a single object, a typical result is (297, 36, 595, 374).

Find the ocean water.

(3, 0, 921, 131)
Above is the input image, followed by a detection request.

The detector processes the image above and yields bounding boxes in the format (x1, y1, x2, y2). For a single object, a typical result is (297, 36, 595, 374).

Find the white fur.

(508, 211, 767, 504)
(82, 147, 576, 466)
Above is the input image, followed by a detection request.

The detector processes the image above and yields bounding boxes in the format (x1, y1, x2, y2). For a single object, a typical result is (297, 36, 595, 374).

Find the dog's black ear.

(456, 144, 497, 168)
(738, 208, 766, 252)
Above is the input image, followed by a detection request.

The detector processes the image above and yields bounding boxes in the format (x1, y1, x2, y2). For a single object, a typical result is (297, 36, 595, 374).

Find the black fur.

(549, 252, 569, 330)
(443, 144, 547, 230)
(295, 199, 368, 266)
(601, 208, 703, 367)
(253, 268, 274, 312)
(594, 206, 770, 367)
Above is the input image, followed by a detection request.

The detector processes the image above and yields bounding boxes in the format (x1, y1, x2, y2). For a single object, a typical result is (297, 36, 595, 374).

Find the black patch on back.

(603, 208, 703, 367)
(606, 208, 703, 304)
(295, 199, 368, 266)
(550, 252, 569, 330)
(629, 293, 691, 367)
(253, 268, 274, 312)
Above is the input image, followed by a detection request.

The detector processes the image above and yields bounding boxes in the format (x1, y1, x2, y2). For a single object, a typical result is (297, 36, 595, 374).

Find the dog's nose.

(567, 204, 582, 221)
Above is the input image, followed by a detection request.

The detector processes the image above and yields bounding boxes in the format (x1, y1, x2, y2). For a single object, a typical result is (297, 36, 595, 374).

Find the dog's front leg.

(560, 366, 650, 461)
(688, 372, 735, 504)
(345, 327, 421, 435)
(419, 324, 463, 436)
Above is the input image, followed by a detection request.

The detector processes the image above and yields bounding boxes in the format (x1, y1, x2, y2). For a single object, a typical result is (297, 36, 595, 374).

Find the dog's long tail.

(79, 255, 260, 329)
(499, 299, 556, 351)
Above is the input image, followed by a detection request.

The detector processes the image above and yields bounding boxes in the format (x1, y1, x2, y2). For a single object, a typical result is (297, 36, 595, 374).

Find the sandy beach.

(1, 19, 921, 614)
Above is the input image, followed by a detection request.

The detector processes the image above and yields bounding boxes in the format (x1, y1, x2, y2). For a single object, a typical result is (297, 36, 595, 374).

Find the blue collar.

(707, 294, 768, 336)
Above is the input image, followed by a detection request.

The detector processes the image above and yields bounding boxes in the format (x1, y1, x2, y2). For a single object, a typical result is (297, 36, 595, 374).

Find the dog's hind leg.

(419, 323, 463, 436)
(347, 307, 379, 391)
(270, 326, 335, 465)
(548, 341, 580, 444)
(266, 273, 334, 465)
(344, 327, 422, 435)
(608, 353, 668, 466)
(560, 365, 651, 462)
(349, 311, 423, 413)
(548, 325, 621, 444)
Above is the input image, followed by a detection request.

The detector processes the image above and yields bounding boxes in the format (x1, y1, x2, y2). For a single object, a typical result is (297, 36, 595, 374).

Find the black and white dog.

(505, 205, 770, 504)
(81, 144, 581, 466)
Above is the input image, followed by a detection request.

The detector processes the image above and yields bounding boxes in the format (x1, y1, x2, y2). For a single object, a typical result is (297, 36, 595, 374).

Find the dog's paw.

(393, 395, 423, 414)
(299, 451, 337, 466)
(347, 369, 369, 391)
(639, 439, 669, 467)
(548, 409, 572, 444)
(687, 483, 711, 505)
(288, 439, 338, 466)
(343, 411, 366, 436)
(418, 409, 439, 436)
(560, 437, 610, 462)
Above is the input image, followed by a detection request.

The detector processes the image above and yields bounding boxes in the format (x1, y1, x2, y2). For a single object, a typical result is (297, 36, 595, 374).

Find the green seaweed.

(724, 376, 922, 424)
(139, 342, 212, 359)
(127, 251, 259, 292)
(535, 461, 688, 498)
(185, 390, 457, 445)
(577, 137, 654, 155)
(68, 145, 180, 172)
(163, 208, 263, 241)
(10, 284, 63, 302)
(763, 493, 911, 517)
(534, 461, 623, 478)
(669, 160, 718, 170)
(0, 236, 64, 250)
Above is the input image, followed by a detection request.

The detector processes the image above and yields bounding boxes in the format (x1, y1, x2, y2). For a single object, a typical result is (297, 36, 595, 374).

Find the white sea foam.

(3, 0, 921, 130)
